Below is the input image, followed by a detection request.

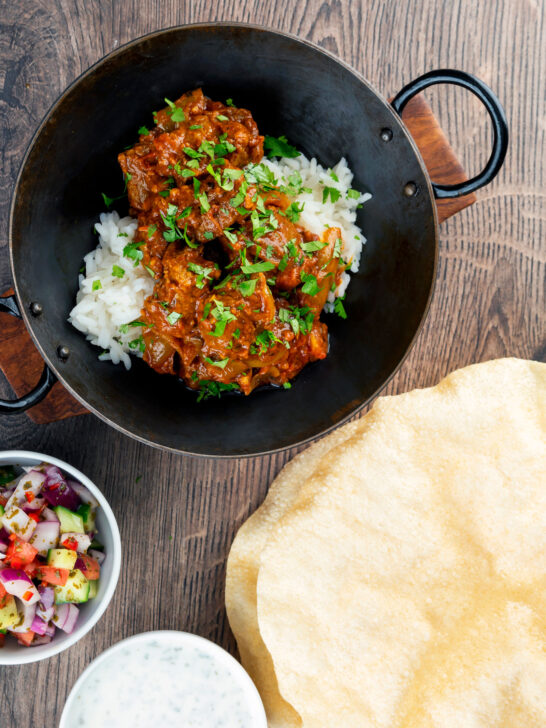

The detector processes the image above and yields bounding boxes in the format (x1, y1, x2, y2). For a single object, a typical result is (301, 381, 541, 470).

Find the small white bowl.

(60, 630, 267, 728)
(0, 450, 121, 665)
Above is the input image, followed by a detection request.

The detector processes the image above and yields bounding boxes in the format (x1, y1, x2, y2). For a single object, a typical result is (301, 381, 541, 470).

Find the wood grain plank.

(0, 2, 544, 727)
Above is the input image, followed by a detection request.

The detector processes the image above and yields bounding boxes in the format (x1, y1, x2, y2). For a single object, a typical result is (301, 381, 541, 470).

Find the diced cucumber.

(0, 504, 4, 518)
(76, 503, 96, 533)
(88, 579, 99, 599)
(47, 548, 78, 570)
(54, 569, 90, 604)
(54, 506, 84, 534)
(89, 539, 104, 551)
(0, 594, 19, 630)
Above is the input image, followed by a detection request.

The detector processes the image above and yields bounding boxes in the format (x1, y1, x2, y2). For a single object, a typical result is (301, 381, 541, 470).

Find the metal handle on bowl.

(391, 69, 508, 199)
(0, 294, 57, 414)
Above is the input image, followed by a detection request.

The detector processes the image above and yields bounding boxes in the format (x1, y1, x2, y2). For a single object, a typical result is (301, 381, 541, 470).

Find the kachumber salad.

(69, 89, 370, 399)
(0, 464, 104, 647)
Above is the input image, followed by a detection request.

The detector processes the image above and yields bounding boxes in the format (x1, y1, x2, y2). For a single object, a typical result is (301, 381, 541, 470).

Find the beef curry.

(118, 89, 346, 398)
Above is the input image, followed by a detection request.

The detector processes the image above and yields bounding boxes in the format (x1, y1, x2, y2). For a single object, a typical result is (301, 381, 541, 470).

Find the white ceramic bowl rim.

(0, 450, 121, 665)
(59, 630, 268, 728)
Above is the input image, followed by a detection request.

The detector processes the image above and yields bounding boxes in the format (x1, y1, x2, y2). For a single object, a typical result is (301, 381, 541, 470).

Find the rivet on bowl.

(29, 301, 43, 316)
(403, 181, 418, 197)
(380, 128, 393, 142)
(57, 345, 70, 360)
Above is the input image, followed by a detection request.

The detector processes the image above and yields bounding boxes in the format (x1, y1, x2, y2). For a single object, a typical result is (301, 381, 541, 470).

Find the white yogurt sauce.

(64, 633, 261, 727)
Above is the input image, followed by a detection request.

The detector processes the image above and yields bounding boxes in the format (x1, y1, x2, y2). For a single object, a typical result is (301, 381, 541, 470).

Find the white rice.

(69, 153, 370, 368)
(262, 155, 371, 303)
(68, 212, 154, 369)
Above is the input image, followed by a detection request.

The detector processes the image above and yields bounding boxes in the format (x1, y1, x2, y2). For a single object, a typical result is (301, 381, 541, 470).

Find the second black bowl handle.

(391, 69, 508, 199)
(0, 294, 57, 414)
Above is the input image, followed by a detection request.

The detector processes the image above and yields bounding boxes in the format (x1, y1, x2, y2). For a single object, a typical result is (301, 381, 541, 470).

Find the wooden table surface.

(0, 1, 544, 725)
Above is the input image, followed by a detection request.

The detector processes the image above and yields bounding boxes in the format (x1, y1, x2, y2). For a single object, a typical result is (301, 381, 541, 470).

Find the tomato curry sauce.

(118, 89, 346, 398)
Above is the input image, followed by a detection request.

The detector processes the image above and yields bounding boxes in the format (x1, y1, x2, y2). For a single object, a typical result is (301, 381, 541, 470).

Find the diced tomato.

(77, 555, 100, 580)
(0, 495, 7, 507)
(16, 631, 35, 647)
(24, 491, 35, 503)
(0, 632, 5, 648)
(5, 536, 38, 567)
(23, 561, 39, 579)
(35, 566, 69, 586)
(62, 537, 78, 550)
(0, 583, 7, 608)
(28, 512, 40, 523)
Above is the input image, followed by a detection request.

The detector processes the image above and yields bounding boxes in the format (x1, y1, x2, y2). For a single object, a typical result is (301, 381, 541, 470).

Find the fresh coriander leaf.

(101, 192, 115, 208)
(334, 296, 347, 319)
(164, 98, 185, 122)
(166, 311, 182, 325)
(329, 171, 339, 182)
(239, 278, 257, 296)
(123, 241, 145, 266)
(347, 188, 360, 199)
(322, 186, 342, 204)
(203, 231, 214, 240)
(204, 356, 229, 369)
(284, 202, 304, 223)
(184, 147, 204, 159)
(92, 279, 102, 291)
(202, 302, 212, 320)
(147, 224, 157, 238)
(112, 265, 125, 278)
(302, 240, 328, 254)
(300, 272, 322, 296)
(241, 261, 275, 274)
(216, 114, 229, 122)
(189, 124, 202, 130)
(196, 380, 238, 402)
(264, 135, 300, 159)
(333, 238, 343, 259)
(138, 125, 149, 136)
(144, 265, 155, 278)
(225, 98, 234, 106)
(283, 382, 292, 389)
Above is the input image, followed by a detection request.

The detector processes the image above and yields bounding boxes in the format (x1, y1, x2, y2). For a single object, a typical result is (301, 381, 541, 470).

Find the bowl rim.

(59, 629, 268, 728)
(8, 22, 438, 459)
(0, 450, 122, 665)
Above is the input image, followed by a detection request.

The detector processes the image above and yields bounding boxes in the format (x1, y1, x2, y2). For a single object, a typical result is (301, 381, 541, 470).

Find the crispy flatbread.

(256, 359, 546, 727)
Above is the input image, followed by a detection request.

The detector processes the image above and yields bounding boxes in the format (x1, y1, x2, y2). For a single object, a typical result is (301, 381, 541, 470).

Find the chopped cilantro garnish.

(225, 98, 234, 106)
(92, 279, 102, 291)
(203, 231, 214, 240)
(164, 98, 185, 122)
(101, 192, 124, 208)
(333, 238, 343, 259)
(189, 124, 202, 130)
(333, 296, 347, 319)
(210, 300, 237, 336)
(283, 382, 292, 389)
(144, 265, 155, 278)
(284, 202, 304, 222)
(197, 191, 210, 213)
(329, 171, 339, 182)
(216, 114, 229, 122)
(302, 240, 328, 254)
(123, 241, 145, 266)
(187, 262, 215, 289)
(202, 302, 212, 320)
(322, 186, 342, 204)
(264, 135, 300, 159)
(112, 265, 125, 278)
(347, 188, 360, 199)
(196, 380, 239, 402)
(184, 147, 204, 159)
(147, 224, 157, 238)
(239, 278, 258, 296)
(241, 260, 275, 274)
(204, 356, 229, 369)
(166, 311, 182, 325)
(128, 336, 146, 353)
(300, 272, 322, 296)
(138, 125, 149, 135)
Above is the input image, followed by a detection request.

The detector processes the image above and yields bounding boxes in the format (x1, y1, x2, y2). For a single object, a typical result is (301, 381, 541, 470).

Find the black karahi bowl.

(2, 23, 507, 457)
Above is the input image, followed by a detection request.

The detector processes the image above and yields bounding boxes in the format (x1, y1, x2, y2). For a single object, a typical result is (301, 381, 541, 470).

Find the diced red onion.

(42, 471, 81, 511)
(8, 602, 36, 633)
(69, 481, 99, 508)
(0, 528, 10, 548)
(29, 521, 60, 557)
(1, 504, 37, 541)
(53, 603, 79, 634)
(6, 470, 46, 511)
(88, 548, 106, 566)
(41, 507, 59, 522)
(37, 585, 55, 609)
(30, 615, 49, 635)
(22, 496, 46, 512)
(0, 568, 40, 604)
(44, 623, 55, 638)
